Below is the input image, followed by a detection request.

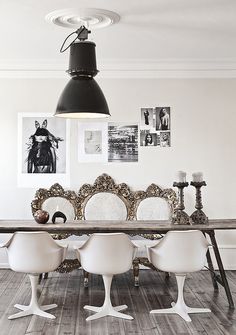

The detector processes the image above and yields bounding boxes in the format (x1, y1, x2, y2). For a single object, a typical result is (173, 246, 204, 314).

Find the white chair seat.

(147, 230, 211, 322)
(0, 232, 67, 320)
(76, 233, 137, 321)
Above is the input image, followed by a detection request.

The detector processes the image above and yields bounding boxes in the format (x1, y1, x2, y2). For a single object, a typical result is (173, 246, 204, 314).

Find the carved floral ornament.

(134, 183, 178, 216)
(77, 174, 136, 220)
(131, 183, 178, 240)
(31, 183, 78, 217)
(31, 174, 178, 223)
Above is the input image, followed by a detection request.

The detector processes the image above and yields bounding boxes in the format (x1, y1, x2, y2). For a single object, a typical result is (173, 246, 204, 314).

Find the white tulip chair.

(0, 232, 67, 320)
(76, 233, 137, 321)
(147, 230, 211, 322)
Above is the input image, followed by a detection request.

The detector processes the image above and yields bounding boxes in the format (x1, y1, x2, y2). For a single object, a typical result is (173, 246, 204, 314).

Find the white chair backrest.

(148, 230, 209, 273)
(79, 233, 136, 275)
(7, 232, 65, 274)
(84, 193, 128, 220)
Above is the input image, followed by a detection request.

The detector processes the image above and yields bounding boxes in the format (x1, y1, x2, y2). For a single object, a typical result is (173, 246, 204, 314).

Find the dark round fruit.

(33, 210, 49, 224)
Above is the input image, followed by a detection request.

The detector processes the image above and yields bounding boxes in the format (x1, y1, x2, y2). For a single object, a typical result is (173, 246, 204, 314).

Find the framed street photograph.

(108, 123, 138, 162)
(17, 113, 70, 187)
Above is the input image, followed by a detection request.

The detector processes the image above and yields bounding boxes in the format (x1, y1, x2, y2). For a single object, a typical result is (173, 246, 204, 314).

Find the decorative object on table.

(190, 172, 208, 224)
(172, 171, 191, 225)
(52, 211, 67, 224)
(17, 113, 70, 188)
(140, 107, 171, 147)
(33, 210, 49, 224)
(45, 8, 120, 118)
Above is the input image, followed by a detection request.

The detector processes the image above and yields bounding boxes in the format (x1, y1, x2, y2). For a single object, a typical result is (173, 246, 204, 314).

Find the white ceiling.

(0, 0, 236, 75)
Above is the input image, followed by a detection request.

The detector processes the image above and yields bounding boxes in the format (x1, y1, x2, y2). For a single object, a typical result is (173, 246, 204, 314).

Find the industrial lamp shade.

(55, 41, 110, 118)
(56, 76, 110, 118)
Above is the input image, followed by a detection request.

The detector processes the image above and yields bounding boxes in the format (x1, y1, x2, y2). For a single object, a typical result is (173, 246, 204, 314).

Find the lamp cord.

(60, 25, 91, 53)
(60, 31, 78, 53)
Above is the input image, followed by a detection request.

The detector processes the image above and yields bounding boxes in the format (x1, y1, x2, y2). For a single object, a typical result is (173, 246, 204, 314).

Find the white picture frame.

(78, 122, 108, 163)
(17, 113, 70, 188)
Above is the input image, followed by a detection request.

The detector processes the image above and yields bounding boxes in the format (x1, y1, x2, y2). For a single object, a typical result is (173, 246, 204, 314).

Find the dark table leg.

(204, 233, 218, 290)
(38, 273, 43, 284)
(43, 272, 48, 279)
(206, 249, 218, 290)
(207, 230, 234, 309)
(83, 270, 89, 288)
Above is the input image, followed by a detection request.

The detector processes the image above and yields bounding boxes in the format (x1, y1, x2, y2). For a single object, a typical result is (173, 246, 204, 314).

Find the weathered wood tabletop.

(0, 219, 235, 234)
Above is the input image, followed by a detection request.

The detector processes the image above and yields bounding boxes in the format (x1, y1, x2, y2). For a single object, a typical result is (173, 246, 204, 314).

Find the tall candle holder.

(172, 182, 191, 225)
(190, 181, 208, 224)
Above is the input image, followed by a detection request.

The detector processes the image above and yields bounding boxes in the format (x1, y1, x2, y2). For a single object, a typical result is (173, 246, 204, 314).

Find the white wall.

(0, 77, 236, 267)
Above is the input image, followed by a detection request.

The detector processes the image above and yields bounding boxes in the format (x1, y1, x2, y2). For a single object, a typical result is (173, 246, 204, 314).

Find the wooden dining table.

(0, 218, 235, 308)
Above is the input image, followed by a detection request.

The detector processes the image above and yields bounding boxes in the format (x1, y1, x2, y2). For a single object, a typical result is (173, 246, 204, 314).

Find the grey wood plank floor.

(0, 269, 236, 335)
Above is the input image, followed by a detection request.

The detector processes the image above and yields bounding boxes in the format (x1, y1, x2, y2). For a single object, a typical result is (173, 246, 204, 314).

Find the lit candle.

(176, 171, 186, 183)
(192, 172, 203, 182)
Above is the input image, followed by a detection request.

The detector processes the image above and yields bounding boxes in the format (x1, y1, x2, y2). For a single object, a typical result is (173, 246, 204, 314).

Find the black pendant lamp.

(55, 26, 110, 118)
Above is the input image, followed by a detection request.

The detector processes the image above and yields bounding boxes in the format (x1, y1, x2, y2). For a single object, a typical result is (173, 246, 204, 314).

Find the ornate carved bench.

(31, 173, 178, 286)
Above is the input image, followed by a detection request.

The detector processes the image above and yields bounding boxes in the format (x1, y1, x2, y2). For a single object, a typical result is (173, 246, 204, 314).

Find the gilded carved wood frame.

(31, 183, 78, 218)
(77, 173, 136, 220)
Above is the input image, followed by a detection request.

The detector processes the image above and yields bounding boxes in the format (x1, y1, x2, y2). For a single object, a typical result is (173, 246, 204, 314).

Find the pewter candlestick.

(190, 181, 208, 224)
(172, 182, 191, 225)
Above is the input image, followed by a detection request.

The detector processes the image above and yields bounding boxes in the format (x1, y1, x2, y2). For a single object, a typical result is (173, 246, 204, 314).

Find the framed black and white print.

(17, 113, 70, 187)
(140, 106, 171, 147)
(78, 122, 108, 163)
(155, 107, 171, 131)
(140, 130, 160, 147)
(140, 108, 155, 130)
(160, 131, 171, 147)
(108, 123, 138, 162)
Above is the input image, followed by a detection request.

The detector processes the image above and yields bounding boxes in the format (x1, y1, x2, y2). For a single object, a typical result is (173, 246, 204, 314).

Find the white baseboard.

(208, 245, 236, 270)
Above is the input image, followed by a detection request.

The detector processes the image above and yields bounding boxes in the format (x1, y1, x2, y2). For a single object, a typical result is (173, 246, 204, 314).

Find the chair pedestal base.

(84, 275, 133, 321)
(84, 304, 132, 321)
(150, 301, 211, 322)
(150, 274, 211, 322)
(8, 274, 57, 320)
(9, 303, 57, 320)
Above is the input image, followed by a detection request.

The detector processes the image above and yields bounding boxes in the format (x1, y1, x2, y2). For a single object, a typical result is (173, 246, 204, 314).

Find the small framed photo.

(140, 108, 155, 130)
(155, 107, 171, 131)
(140, 130, 160, 147)
(17, 113, 70, 188)
(160, 131, 171, 147)
(78, 122, 108, 162)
